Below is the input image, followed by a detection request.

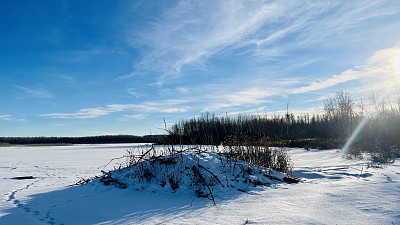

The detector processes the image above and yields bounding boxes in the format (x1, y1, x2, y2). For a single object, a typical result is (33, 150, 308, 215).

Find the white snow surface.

(1, 144, 399, 225)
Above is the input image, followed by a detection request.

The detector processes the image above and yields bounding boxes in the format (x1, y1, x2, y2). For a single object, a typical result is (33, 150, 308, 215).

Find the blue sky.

(1, 0, 400, 137)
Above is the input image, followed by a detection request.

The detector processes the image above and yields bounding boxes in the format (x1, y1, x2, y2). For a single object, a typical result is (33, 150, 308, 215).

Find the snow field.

(0, 144, 399, 224)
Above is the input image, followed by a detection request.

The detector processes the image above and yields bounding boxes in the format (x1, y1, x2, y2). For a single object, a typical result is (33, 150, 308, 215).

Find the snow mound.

(99, 148, 297, 202)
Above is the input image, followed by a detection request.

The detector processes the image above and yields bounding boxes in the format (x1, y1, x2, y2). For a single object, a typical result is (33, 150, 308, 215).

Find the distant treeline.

(0, 135, 166, 145)
(168, 113, 356, 147)
(168, 91, 400, 152)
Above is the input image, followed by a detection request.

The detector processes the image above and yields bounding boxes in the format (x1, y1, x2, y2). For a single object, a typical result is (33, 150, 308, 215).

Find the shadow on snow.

(0, 179, 284, 225)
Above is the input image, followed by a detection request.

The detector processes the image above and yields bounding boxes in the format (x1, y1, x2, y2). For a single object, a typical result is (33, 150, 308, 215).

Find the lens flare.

(342, 115, 369, 153)
(343, 49, 400, 154)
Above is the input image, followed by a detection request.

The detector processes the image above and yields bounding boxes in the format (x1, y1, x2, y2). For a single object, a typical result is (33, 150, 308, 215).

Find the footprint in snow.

(13, 200, 23, 208)
(383, 174, 393, 182)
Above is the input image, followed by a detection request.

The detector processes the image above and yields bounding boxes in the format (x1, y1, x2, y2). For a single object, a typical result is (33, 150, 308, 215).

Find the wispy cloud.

(41, 99, 190, 119)
(204, 87, 274, 111)
(15, 86, 53, 99)
(127, 1, 285, 83)
(176, 87, 189, 94)
(198, 46, 400, 112)
(41, 107, 113, 119)
(116, 71, 137, 81)
(290, 47, 400, 94)
(108, 99, 190, 113)
(58, 75, 76, 84)
(200, 77, 301, 111)
(0, 115, 12, 120)
(0, 115, 26, 122)
(124, 0, 398, 84)
(291, 1, 398, 47)
(122, 114, 147, 120)
(126, 88, 139, 97)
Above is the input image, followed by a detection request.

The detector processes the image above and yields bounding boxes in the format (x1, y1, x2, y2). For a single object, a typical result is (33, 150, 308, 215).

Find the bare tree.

(323, 90, 356, 138)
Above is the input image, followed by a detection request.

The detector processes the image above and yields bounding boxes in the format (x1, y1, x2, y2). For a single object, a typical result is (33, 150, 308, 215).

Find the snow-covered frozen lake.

(1, 144, 399, 224)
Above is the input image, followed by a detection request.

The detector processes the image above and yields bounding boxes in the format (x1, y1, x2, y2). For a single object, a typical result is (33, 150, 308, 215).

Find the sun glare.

(393, 50, 400, 77)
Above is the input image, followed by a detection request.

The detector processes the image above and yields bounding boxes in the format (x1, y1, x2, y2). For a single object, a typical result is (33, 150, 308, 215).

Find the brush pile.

(99, 145, 297, 203)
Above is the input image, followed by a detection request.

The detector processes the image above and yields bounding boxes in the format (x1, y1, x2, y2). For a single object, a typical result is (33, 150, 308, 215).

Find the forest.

(168, 91, 400, 157)
(0, 135, 166, 145)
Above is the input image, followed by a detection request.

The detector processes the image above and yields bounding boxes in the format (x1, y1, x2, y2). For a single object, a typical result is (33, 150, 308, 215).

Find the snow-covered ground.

(1, 144, 399, 224)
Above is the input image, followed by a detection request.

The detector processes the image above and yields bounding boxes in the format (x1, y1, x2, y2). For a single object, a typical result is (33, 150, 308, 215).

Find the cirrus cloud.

(40, 99, 191, 119)
(15, 85, 53, 99)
